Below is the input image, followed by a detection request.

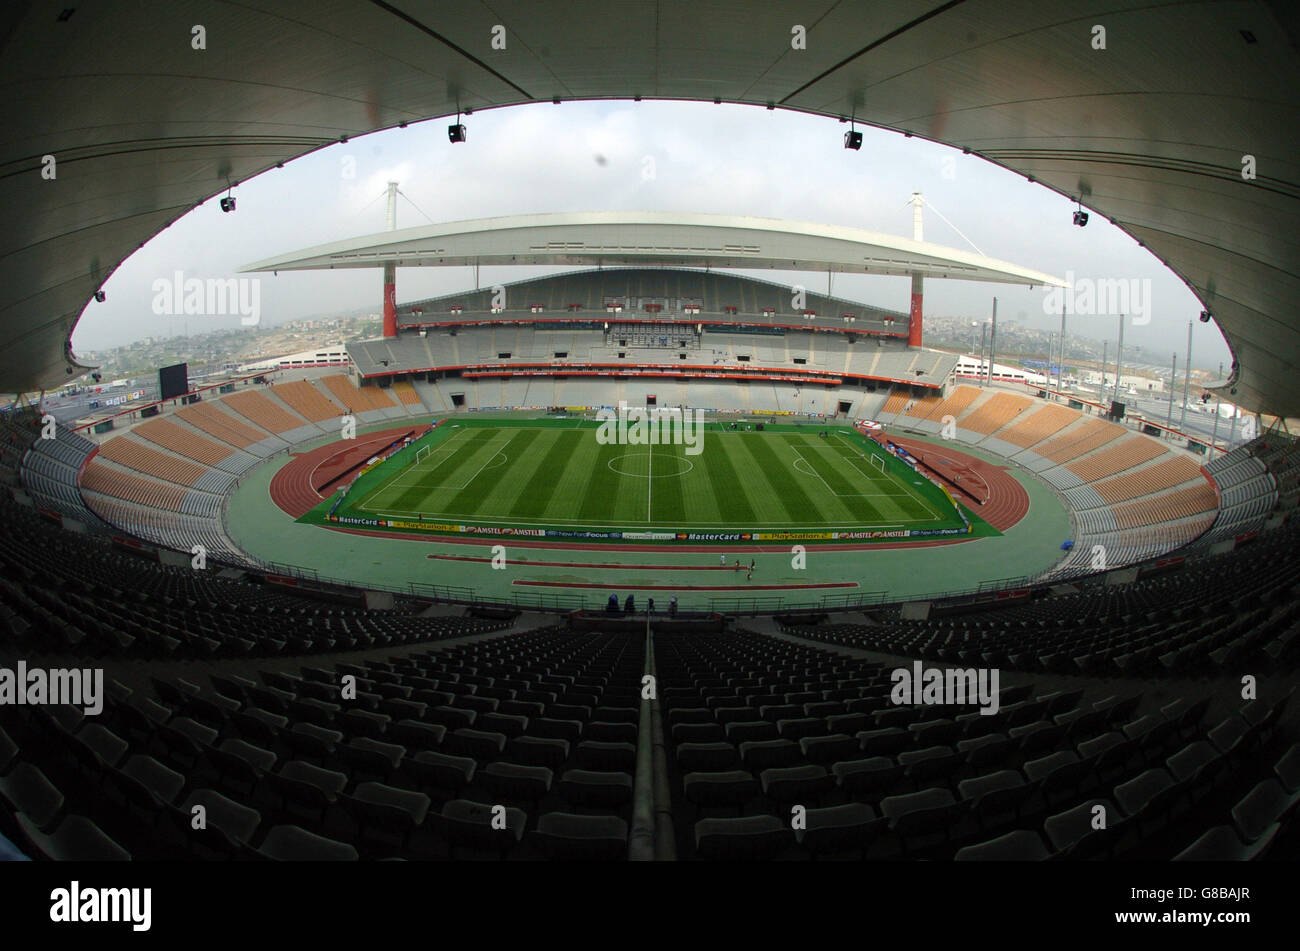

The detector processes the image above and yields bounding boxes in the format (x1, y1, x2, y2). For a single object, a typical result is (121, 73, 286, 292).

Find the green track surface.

(299, 418, 997, 541)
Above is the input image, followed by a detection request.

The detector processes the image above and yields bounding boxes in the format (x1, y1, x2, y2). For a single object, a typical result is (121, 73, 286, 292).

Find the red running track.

(270, 426, 418, 517)
(877, 434, 1029, 532)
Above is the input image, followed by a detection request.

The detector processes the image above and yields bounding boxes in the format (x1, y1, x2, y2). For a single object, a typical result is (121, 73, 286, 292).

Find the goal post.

(414, 445, 430, 465)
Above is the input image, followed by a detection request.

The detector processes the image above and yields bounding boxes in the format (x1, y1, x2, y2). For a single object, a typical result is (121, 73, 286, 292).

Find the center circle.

(608, 452, 694, 478)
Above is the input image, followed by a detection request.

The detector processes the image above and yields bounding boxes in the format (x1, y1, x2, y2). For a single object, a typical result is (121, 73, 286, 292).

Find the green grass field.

(301, 417, 998, 542)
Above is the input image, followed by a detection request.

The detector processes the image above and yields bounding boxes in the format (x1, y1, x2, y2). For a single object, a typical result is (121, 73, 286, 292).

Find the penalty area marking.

(790, 456, 916, 500)
(357, 432, 513, 510)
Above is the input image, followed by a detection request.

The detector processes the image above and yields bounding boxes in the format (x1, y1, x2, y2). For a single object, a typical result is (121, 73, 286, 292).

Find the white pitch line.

(455, 433, 515, 492)
(831, 433, 948, 522)
(796, 438, 944, 522)
(647, 440, 653, 521)
(353, 428, 470, 510)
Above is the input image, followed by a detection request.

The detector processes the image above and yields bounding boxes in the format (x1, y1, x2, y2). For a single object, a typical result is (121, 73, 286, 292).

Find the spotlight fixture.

(843, 113, 863, 150)
(1199, 310, 1212, 323)
(448, 112, 467, 143)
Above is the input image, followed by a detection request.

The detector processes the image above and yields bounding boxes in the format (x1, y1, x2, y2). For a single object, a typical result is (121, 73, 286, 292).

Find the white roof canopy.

(240, 212, 1065, 287)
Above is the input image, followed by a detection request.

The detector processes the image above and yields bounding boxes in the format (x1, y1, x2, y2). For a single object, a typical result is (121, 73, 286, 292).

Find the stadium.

(0, 0, 1297, 909)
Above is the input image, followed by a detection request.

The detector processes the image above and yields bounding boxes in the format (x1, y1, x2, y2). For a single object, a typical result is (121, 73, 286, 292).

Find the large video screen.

(158, 361, 189, 400)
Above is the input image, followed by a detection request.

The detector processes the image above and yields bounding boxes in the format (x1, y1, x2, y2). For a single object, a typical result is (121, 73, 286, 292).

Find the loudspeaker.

(1109, 401, 1126, 420)
(448, 123, 467, 143)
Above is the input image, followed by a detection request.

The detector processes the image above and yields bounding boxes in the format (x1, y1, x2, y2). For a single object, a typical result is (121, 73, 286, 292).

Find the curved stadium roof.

(2, 1, 1297, 415)
(238, 212, 1066, 287)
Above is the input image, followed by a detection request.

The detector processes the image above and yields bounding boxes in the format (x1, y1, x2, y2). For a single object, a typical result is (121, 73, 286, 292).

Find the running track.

(270, 427, 417, 517)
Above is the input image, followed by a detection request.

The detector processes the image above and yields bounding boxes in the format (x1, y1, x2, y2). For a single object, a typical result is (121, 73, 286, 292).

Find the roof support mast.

(382, 181, 399, 339)
(908, 192, 924, 348)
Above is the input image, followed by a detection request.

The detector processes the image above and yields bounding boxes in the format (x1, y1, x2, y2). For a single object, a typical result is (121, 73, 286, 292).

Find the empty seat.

(677, 742, 741, 772)
(444, 728, 507, 760)
(256, 824, 357, 861)
(0, 764, 64, 831)
(1173, 825, 1272, 861)
(1231, 779, 1300, 843)
(760, 765, 832, 804)
(738, 739, 802, 770)
(271, 761, 348, 818)
(683, 770, 758, 808)
(799, 733, 858, 764)
(17, 813, 130, 861)
(695, 815, 793, 860)
(955, 829, 1050, 861)
(794, 803, 881, 856)
(558, 769, 633, 807)
(832, 757, 903, 794)
(179, 788, 262, 854)
(437, 799, 526, 855)
(480, 762, 554, 801)
(958, 770, 1032, 828)
(534, 813, 628, 861)
(575, 740, 636, 772)
(342, 782, 432, 845)
(407, 750, 476, 792)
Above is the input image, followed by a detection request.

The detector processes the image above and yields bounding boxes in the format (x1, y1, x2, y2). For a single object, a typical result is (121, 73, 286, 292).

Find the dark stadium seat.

(256, 825, 358, 861)
(533, 813, 628, 861)
(695, 816, 793, 861)
(17, 813, 131, 861)
(955, 829, 1051, 861)
(0, 764, 65, 832)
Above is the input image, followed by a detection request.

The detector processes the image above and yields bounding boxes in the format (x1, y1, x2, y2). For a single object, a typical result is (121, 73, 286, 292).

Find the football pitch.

(302, 417, 997, 541)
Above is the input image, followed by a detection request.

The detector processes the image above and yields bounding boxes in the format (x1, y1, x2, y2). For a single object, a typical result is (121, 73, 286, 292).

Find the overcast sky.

(74, 100, 1231, 371)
